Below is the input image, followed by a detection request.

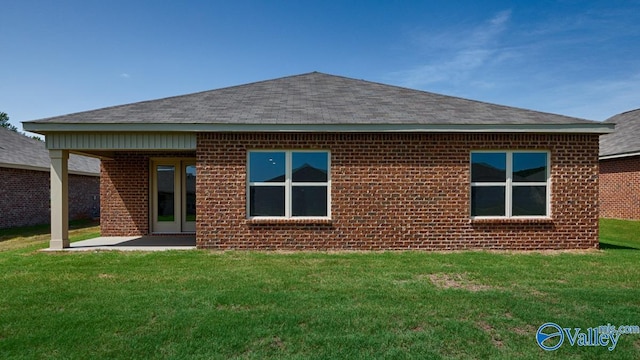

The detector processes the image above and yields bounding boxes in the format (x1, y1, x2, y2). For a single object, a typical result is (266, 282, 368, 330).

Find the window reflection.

(249, 152, 285, 182)
(513, 153, 547, 182)
(471, 153, 506, 182)
(250, 186, 285, 216)
(248, 150, 330, 218)
(512, 186, 546, 215)
(157, 165, 175, 222)
(292, 186, 327, 216)
(292, 152, 328, 182)
(471, 186, 505, 216)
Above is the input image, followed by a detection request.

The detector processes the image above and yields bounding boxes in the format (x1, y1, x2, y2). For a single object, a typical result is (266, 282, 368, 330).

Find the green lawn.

(0, 220, 100, 252)
(0, 220, 639, 359)
(599, 218, 640, 249)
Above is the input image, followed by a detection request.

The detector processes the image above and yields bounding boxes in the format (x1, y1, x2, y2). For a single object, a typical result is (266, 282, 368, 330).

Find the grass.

(0, 220, 638, 359)
(0, 220, 100, 251)
(599, 218, 640, 249)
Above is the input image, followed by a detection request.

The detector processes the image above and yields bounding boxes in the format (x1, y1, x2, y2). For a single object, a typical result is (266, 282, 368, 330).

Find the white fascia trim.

(23, 122, 615, 134)
(0, 162, 100, 177)
(599, 151, 640, 160)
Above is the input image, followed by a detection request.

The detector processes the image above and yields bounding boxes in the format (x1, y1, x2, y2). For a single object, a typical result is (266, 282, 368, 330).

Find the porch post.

(50, 150, 69, 249)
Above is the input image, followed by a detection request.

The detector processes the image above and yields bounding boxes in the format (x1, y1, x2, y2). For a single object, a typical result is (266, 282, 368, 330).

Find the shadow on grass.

(0, 224, 50, 241)
(0, 219, 99, 242)
(599, 242, 640, 250)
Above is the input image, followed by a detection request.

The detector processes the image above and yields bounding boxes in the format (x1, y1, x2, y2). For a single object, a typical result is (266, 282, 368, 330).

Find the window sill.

(246, 218, 333, 226)
(470, 217, 553, 224)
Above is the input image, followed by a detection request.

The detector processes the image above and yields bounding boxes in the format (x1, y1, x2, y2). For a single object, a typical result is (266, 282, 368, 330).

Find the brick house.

(599, 109, 640, 219)
(0, 127, 100, 229)
(23, 72, 613, 250)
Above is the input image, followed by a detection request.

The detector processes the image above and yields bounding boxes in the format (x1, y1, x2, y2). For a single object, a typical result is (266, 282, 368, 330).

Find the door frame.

(181, 160, 196, 232)
(150, 158, 196, 234)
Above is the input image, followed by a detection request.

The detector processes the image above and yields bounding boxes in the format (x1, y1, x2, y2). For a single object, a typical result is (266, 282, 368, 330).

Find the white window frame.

(470, 150, 550, 219)
(247, 150, 331, 219)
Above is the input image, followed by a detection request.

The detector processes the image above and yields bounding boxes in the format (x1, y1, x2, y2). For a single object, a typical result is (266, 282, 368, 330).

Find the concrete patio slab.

(43, 235, 196, 251)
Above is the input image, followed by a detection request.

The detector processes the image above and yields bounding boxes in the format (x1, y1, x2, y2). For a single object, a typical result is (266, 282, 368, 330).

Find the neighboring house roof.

(24, 72, 612, 134)
(0, 127, 100, 176)
(600, 108, 640, 159)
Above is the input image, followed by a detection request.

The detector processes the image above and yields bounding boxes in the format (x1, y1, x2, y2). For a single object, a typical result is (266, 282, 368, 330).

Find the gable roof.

(23, 72, 612, 134)
(600, 108, 640, 159)
(0, 127, 100, 175)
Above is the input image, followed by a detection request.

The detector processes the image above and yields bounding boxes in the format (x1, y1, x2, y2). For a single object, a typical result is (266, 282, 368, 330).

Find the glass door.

(152, 160, 196, 233)
(153, 162, 180, 233)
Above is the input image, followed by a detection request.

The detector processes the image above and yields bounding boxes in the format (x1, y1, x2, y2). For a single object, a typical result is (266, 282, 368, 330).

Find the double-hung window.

(470, 151, 549, 218)
(247, 150, 330, 218)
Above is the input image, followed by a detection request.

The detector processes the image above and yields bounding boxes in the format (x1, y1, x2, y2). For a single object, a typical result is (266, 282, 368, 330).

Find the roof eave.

(23, 122, 615, 134)
(0, 162, 100, 176)
(599, 151, 640, 160)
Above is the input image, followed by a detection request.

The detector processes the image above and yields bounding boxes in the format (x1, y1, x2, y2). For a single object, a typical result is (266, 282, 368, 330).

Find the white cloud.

(396, 49, 493, 88)
(390, 10, 512, 88)
(119, 73, 131, 79)
(474, 10, 510, 44)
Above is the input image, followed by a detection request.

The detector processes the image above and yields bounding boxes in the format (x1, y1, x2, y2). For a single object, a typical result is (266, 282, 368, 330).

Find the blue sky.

(2, 0, 640, 133)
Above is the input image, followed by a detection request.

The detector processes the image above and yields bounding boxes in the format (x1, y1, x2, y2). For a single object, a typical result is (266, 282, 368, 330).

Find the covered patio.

(32, 132, 198, 250)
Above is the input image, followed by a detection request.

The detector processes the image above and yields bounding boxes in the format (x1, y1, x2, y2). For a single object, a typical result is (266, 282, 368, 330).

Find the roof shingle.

(27, 72, 600, 127)
(0, 127, 100, 175)
(600, 108, 640, 157)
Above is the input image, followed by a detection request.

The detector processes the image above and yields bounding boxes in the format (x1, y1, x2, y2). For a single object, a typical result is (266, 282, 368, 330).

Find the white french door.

(152, 159, 196, 233)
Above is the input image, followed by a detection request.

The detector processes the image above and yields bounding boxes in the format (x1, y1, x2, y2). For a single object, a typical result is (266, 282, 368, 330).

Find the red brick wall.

(100, 154, 150, 236)
(599, 156, 640, 220)
(100, 152, 194, 236)
(0, 167, 99, 229)
(69, 174, 100, 221)
(195, 133, 600, 250)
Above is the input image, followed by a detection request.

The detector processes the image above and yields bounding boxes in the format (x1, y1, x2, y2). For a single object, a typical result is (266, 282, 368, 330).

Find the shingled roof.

(0, 127, 99, 175)
(600, 108, 640, 158)
(24, 72, 611, 133)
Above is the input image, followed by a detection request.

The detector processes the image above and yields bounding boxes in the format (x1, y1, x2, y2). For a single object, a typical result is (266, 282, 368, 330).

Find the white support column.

(50, 150, 69, 249)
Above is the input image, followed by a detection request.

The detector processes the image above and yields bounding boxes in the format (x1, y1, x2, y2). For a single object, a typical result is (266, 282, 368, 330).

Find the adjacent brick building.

(0, 127, 100, 229)
(599, 109, 640, 220)
(23, 72, 613, 250)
